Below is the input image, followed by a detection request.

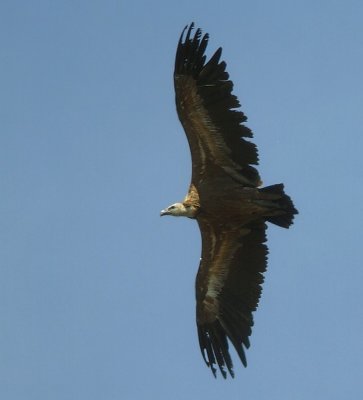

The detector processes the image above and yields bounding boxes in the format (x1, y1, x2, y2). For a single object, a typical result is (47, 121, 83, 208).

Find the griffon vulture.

(160, 23, 298, 378)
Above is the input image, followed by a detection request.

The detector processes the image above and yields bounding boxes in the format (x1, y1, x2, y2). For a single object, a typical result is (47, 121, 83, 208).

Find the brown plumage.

(160, 23, 298, 378)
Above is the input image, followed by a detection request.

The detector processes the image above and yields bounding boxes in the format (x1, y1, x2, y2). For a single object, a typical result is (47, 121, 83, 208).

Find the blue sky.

(1, 0, 363, 399)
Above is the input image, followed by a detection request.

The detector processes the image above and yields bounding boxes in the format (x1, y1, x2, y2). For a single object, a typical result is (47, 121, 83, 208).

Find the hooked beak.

(160, 209, 170, 216)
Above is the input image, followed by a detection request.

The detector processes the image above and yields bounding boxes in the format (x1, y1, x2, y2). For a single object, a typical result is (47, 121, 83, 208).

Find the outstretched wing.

(195, 219, 268, 378)
(174, 23, 261, 187)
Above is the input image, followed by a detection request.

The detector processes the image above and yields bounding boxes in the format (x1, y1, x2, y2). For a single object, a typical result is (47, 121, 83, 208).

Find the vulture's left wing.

(174, 23, 261, 187)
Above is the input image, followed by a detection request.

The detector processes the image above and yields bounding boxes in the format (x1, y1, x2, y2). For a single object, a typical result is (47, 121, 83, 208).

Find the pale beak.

(160, 209, 169, 216)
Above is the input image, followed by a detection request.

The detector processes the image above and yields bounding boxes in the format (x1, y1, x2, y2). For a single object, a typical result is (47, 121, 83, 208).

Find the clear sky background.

(1, 1, 363, 399)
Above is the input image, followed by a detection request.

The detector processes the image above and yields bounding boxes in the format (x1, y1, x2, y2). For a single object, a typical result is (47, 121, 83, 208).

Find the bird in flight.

(160, 23, 298, 378)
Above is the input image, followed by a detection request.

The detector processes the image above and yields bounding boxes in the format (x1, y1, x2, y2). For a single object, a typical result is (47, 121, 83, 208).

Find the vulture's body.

(161, 24, 298, 378)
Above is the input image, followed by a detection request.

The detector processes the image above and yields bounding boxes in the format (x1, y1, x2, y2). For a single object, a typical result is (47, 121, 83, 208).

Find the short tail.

(259, 184, 298, 228)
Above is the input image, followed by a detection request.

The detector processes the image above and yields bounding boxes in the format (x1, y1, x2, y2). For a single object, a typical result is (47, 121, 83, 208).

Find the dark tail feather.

(260, 184, 298, 228)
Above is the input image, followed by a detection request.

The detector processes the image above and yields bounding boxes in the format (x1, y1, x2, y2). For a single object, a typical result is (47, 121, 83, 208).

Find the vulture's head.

(160, 202, 197, 218)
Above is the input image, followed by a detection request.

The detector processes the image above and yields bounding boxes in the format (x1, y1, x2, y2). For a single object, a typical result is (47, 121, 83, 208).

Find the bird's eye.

(169, 205, 176, 210)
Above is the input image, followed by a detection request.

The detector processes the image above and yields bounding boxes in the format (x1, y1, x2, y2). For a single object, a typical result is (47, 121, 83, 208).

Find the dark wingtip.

(181, 22, 194, 37)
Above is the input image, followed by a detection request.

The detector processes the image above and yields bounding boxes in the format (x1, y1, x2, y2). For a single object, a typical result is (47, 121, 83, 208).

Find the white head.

(160, 202, 197, 218)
